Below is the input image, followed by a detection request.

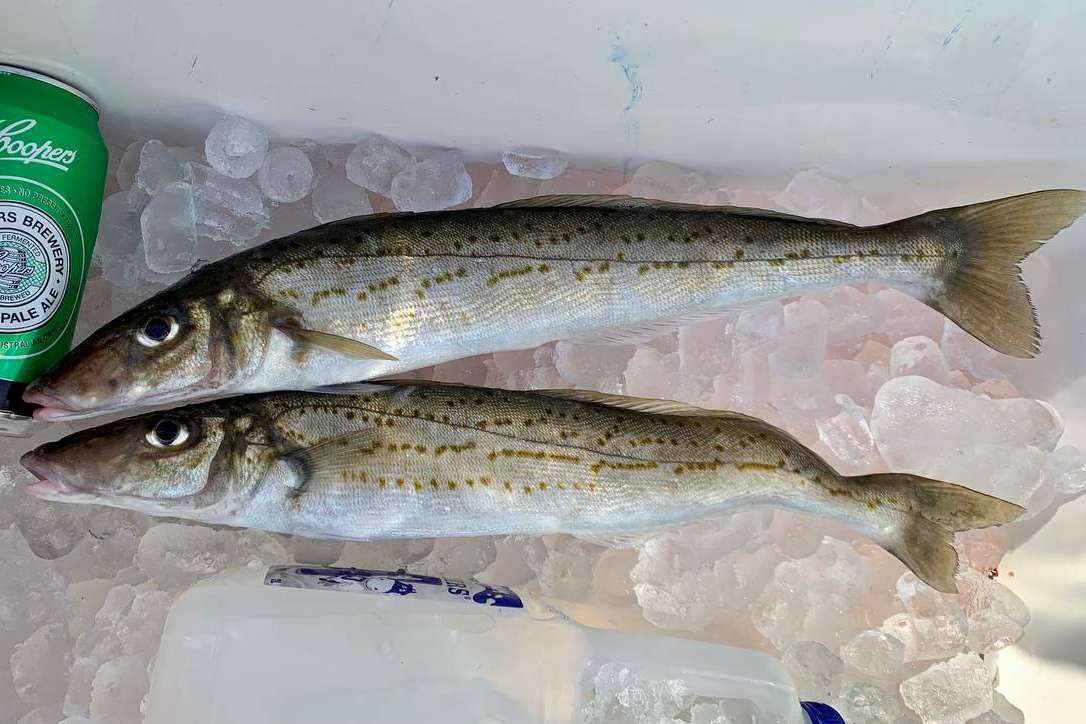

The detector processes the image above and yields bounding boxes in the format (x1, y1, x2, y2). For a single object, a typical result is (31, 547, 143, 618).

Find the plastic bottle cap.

(800, 700, 845, 724)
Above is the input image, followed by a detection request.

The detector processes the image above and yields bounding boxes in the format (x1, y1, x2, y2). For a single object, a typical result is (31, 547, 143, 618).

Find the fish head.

(25, 284, 275, 420)
(20, 403, 272, 521)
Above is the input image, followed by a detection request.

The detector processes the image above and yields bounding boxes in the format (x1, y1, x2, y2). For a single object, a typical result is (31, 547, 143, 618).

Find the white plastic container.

(146, 566, 842, 724)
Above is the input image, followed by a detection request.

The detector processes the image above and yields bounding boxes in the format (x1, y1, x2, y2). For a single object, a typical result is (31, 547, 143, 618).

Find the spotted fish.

(21, 382, 1022, 593)
(25, 190, 1086, 420)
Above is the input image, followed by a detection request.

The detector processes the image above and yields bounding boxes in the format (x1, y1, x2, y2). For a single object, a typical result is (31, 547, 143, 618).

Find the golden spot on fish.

(504, 482, 513, 491)
(588, 483, 598, 491)
(734, 248, 744, 260)
(430, 479, 439, 489)
(784, 252, 799, 260)
(467, 234, 478, 242)
(590, 460, 659, 473)
(480, 476, 492, 486)
(615, 251, 625, 261)
(673, 465, 685, 475)
(598, 261, 610, 272)
(800, 249, 811, 259)
(901, 254, 913, 262)
(866, 497, 882, 509)
(414, 481, 423, 491)
(573, 482, 582, 490)
(768, 259, 785, 267)
(712, 261, 735, 269)
(487, 265, 534, 287)
(448, 481, 458, 490)
(523, 485, 533, 494)
(833, 255, 850, 264)
(736, 462, 779, 472)
(638, 264, 650, 274)
(466, 479, 475, 488)
(379, 478, 388, 489)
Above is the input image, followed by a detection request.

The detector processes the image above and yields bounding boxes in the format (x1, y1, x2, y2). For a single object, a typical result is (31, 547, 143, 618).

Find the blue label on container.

(265, 565, 525, 609)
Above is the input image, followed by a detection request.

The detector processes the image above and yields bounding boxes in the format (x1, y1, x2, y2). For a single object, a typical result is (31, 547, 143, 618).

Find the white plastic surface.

(7, 1, 1086, 186)
(146, 568, 806, 724)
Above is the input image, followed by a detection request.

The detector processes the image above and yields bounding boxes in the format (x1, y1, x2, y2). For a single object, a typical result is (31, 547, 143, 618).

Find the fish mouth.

(20, 450, 98, 502)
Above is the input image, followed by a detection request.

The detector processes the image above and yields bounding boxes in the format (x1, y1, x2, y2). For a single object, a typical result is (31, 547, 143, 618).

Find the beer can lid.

(0, 64, 99, 115)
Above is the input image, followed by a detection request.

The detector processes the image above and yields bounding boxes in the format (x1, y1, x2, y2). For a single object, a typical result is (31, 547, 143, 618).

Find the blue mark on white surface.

(608, 40, 643, 111)
(942, 10, 972, 49)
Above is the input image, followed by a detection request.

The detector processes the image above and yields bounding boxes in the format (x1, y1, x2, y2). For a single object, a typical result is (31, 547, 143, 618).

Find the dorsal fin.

(533, 388, 765, 422)
(492, 194, 860, 227)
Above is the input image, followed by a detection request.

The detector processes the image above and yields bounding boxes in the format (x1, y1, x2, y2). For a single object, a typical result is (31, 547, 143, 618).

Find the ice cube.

(966, 693, 1025, 724)
(819, 286, 885, 348)
(390, 151, 472, 212)
(89, 654, 146, 724)
(11, 623, 71, 707)
(890, 336, 951, 384)
(15, 498, 84, 560)
(135, 523, 237, 589)
(58, 718, 105, 724)
(257, 147, 314, 203)
(775, 169, 880, 224)
(234, 531, 290, 567)
(140, 181, 197, 273)
(115, 141, 142, 190)
(713, 545, 778, 610)
(0, 526, 69, 634)
(840, 629, 905, 679)
(311, 167, 374, 224)
(768, 298, 829, 378)
(624, 346, 680, 400)
(816, 396, 879, 473)
(166, 146, 202, 165)
(854, 339, 890, 368)
(501, 148, 568, 180)
(957, 569, 1029, 653)
(834, 682, 911, 724)
(345, 135, 415, 195)
(1041, 445, 1086, 496)
(872, 376, 1064, 471)
(942, 322, 1006, 381)
(204, 115, 268, 179)
(184, 162, 268, 243)
(523, 536, 597, 599)
(580, 663, 693, 724)
(554, 341, 635, 393)
(875, 288, 946, 342)
(135, 140, 183, 196)
(630, 161, 709, 202)
(93, 192, 143, 284)
(781, 640, 844, 701)
(899, 653, 994, 724)
(417, 537, 497, 577)
(119, 589, 172, 657)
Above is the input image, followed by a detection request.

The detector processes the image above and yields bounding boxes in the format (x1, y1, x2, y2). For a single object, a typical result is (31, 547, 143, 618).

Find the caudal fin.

(911, 189, 1086, 358)
(850, 473, 1025, 593)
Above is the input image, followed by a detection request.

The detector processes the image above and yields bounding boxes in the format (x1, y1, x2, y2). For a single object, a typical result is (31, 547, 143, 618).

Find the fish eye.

(137, 315, 178, 347)
(146, 418, 190, 449)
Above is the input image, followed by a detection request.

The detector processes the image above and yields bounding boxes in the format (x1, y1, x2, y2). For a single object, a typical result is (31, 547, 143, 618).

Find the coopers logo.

(0, 119, 78, 171)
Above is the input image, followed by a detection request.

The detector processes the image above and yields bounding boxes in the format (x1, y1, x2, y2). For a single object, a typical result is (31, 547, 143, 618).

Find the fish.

(20, 381, 1023, 593)
(24, 189, 1086, 420)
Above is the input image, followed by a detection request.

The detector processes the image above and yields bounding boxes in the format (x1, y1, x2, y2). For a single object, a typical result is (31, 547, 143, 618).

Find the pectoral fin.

(277, 325, 397, 361)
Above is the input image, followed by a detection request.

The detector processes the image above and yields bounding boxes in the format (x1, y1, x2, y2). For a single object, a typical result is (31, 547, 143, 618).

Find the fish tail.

(912, 189, 1086, 358)
(848, 473, 1024, 593)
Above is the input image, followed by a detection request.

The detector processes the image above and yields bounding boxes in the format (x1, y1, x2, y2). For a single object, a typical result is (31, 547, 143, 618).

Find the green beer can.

(0, 65, 107, 434)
